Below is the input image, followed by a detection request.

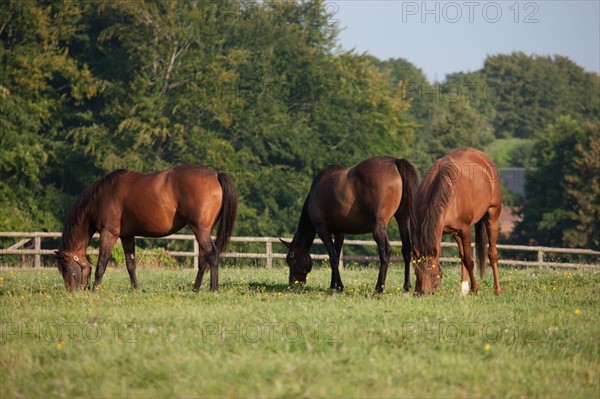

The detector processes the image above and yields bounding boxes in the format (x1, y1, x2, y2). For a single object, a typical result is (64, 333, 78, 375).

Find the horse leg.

(452, 232, 469, 296)
(486, 216, 502, 295)
(332, 233, 345, 288)
(191, 227, 219, 293)
(458, 229, 478, 295)
(333, 233, 345, 259)
(395, 214, 412, 292)
(92, 231, 118, 292)
(316, 225, 344, 291)
(193, 266, 205, 292)
(373, 221, 392, 293)
(209, 253, 219, 293)
(121, 237, 138, 290)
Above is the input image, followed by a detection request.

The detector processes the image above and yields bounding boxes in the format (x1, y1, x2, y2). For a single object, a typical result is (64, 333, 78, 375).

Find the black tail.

(215, 173, 238, 254)
(475, 217, 489, 278)
(395, 159, 419, 226)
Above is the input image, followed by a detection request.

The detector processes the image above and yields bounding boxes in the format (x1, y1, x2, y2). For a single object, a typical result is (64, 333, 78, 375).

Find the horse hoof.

(460, 281, 469, 296)
(494, 288, 502, 296)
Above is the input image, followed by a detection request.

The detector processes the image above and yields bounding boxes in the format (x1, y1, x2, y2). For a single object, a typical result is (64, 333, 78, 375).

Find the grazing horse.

(411, 148, 502, 295)
(55, 165, 237, 292)
(281, 156, 419, 293)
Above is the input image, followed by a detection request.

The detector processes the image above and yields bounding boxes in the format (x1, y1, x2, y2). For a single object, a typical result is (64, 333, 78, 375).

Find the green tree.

(452, 52, 599, 139)
(513, 116, 599, 247)
(423, 96, 494, 162)
(376, 57, 431, 123)
(1, 0, 414, 237)
(562, 122, 600, 248)
(1, 0, 103, 230)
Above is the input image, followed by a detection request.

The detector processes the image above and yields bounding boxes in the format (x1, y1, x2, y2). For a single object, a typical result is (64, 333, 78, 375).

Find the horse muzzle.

(289, 277, 307, 287)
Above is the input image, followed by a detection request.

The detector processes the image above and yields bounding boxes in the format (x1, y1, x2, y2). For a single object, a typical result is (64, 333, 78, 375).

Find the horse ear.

(279, 239, 291, 249)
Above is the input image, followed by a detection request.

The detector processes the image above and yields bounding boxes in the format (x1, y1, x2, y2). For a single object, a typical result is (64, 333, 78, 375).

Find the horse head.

(412, 249, 443, 295)
(280, 239, 312, 286)
(55, 250, 92, 291)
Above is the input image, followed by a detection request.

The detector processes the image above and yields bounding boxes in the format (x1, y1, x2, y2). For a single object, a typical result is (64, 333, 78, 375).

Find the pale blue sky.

(333, 0, 600, 82)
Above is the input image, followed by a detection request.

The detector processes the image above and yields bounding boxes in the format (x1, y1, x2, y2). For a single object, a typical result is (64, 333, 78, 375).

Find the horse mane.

(59, 169, 130, 251)
(412, 160, 459, 255)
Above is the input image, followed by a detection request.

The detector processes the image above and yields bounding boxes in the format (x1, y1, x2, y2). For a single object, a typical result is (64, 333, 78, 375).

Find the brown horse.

(281, 156, 419, 293)
(411, 148, 502, 295)
(55, 165, 237, 292)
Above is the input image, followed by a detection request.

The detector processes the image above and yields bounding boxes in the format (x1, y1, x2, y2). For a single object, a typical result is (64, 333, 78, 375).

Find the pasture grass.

(1, 263, 599, 398)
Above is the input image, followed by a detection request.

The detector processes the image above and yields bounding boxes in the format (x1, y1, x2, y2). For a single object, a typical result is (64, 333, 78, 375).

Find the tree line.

(1, 0, 598, 249)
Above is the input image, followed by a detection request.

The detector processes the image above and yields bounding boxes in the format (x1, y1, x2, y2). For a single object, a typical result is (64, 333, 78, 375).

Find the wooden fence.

(1, 232, 599, 269)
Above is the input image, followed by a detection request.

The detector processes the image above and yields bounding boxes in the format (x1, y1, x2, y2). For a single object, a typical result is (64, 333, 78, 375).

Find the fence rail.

(1, 232, 599, 269)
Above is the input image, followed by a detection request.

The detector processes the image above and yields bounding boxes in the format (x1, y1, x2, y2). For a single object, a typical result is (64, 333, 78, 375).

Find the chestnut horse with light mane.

(56, 165, 237, 292)
(281, 156, 419, 293)
(411, 148, 502, 295)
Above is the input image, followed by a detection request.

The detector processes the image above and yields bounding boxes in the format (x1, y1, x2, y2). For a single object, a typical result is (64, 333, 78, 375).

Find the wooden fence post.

(34, 236, 41, 268)
(266, 241, 273, 268)
(537, 249, 544, 268)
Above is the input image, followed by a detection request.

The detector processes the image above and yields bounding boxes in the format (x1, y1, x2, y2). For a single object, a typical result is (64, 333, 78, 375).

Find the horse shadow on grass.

(141, 275, 336, 295)
(246, 281, 337, 294)
(169, 276, 372, 295)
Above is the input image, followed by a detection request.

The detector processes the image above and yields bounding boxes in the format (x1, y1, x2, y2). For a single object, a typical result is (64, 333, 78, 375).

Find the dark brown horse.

(281, 156, 419, 293)
(55, 165, 237, 292)
(411, 148, 502, 295)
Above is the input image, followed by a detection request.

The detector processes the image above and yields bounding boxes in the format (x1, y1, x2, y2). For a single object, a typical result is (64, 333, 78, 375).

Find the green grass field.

(1, 263, 599, 398)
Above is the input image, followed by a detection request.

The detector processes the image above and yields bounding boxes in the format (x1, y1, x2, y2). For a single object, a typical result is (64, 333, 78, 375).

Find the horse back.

(444, 148, 502, 224)
(307, 157, 404, 233)
(348, 156, 405, 211)
(92, 165, 223, 237)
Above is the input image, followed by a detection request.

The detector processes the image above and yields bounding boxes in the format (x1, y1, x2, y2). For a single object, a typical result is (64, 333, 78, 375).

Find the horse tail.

(394, 159, 419, 225)
(215, 172, 238, 255)
(475, 217, 489, 278)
